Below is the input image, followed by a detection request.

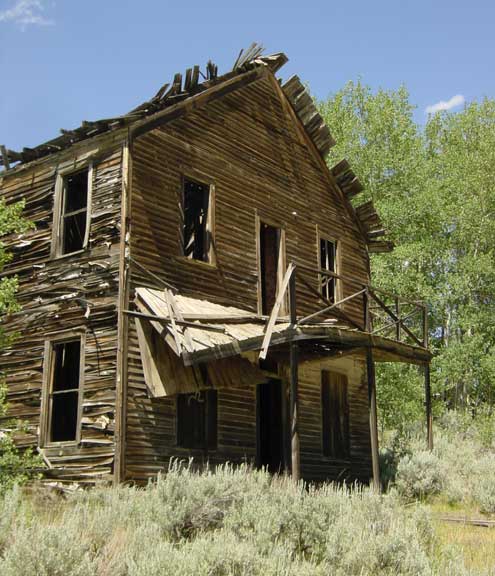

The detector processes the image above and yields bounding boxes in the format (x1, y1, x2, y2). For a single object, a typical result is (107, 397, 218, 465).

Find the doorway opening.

(257, 378, 285, 473)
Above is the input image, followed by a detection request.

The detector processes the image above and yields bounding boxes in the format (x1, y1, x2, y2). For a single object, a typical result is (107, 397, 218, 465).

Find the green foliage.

(383, 411, 495, 514)
(0, 463, 469, 576)
(395, 451, 444, 500)
(318, 83, 495, 419)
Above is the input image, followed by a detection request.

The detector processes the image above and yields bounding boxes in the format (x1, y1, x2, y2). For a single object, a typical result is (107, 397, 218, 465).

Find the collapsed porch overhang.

(130, 287, 431, 397)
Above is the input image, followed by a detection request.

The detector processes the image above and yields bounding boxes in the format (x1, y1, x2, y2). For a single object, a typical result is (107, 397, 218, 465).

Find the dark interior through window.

(177, 384, 217, 450)
(320, 238, 337, 303)
(49, 340, 81, 442)
(61, 169, 89, 255)
(260, 223, 281, 315)
(183, 178, 210, 261)
(321, 371, 350, 459)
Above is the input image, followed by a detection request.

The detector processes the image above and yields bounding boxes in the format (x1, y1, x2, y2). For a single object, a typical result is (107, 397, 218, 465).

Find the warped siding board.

(0, 144, 125, 483)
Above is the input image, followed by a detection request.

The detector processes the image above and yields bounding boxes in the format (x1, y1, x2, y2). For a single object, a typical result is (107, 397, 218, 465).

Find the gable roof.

(0, 43, 391, 252)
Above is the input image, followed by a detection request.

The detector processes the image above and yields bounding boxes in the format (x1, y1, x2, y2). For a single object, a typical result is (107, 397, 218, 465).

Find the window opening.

(177, 370, 217, 450)
(60, 169, 89, 255)
(319, 237, 337, 303)
(47, 339, 82, 443)
(183, 177, 211, 262)
(259, 223, 283, 315)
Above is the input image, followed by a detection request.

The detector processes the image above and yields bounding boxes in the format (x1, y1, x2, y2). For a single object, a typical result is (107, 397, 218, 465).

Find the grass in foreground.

(0, 462, 489, 576)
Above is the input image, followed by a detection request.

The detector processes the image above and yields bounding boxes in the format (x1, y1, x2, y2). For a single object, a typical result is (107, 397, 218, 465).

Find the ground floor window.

(321, 370, 350, 458)
(177, 389, 217, 450)
(42, 336, 84, 445)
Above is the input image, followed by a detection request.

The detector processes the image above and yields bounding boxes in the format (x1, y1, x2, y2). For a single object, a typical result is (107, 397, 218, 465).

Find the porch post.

(425, 363, 433, 450)
(289, 266, 300, 481)
(422, 303, 433, 450)
(366, 349, 381, 492)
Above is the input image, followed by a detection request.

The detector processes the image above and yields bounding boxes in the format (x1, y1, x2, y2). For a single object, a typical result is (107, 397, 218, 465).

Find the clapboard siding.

(124, 75, 372, 484)
(0, 140, 124, 483)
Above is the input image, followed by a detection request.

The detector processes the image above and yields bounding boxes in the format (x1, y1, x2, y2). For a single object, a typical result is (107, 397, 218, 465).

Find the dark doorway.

(259, 223, 282, 315)
(257, 379, 285, 473)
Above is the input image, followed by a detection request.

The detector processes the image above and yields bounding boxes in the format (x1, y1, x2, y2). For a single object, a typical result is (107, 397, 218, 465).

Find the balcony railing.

(293, 264, 428, 350)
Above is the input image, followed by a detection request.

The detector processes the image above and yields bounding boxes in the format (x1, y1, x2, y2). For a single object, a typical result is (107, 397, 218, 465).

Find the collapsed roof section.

(0, 43, 392, 252)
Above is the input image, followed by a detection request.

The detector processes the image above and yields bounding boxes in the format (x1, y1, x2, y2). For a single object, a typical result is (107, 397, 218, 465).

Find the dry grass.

(434, 519, 495, 572)
(428, 500, 495, 573)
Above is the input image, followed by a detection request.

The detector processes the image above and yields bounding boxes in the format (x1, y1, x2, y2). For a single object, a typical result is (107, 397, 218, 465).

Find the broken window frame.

(176, 388, 218, 451)
(256, 215, 287, 316)
(51, 164, 93, 258)
(40, 332, 85, 447)
(317, 230, 340, 305)
(180, 173, 215, 265)
(321, 370, 350, 460)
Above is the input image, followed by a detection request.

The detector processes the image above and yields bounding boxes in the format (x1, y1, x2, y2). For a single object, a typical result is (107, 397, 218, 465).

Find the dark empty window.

(60, 169, 89, 255)
(183, 177, 211, 261)
(177, 388, 217, 450)
(259, 223, 283, 315)
(47, 339, 82, 443)
(320, 237, 337, 303)
(321, 371, 350, 459)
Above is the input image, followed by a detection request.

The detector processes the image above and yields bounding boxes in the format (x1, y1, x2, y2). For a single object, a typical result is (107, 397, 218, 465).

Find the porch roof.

(132, 287, 431, 366)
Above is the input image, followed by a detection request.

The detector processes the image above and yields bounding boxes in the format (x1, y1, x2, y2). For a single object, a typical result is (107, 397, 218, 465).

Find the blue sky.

(1, 0, 494, 152)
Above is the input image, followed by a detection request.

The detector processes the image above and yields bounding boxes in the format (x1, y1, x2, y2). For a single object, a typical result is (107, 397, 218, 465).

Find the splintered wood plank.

(259, 263, 295, 360)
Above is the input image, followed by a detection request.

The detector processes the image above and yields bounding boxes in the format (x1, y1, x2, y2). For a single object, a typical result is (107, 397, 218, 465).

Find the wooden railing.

(295, 264, 428, 349)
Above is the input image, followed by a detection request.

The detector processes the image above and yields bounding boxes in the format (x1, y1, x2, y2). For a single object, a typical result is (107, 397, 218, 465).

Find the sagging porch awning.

(129, 287, 431, 398)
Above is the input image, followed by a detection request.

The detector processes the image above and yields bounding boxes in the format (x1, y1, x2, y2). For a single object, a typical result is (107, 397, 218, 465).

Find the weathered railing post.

(423, 303, 433, 450)
(395, 296, 401, 342)
(289, 265, 300, 481)
(364, 286, 380, 491)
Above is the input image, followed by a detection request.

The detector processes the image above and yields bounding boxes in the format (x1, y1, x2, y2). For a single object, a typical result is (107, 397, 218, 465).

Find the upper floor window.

(321, 370, 350, 459)
(182, 176, 213, 263)
(258, 221, 286, 315)
(41, 336, 84, 445)
(319, 236, 337, 303)
(52, 167, 91, 257)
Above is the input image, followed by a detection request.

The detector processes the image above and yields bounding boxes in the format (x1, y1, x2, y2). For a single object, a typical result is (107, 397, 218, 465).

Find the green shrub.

(395, 450, 444, 500)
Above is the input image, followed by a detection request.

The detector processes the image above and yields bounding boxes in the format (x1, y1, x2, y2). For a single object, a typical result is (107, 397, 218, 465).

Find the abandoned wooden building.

(0, 46, 432, 486)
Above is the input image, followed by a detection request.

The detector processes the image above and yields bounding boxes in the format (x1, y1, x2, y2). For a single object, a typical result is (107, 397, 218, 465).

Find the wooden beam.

(130, 65, 268, 140)
(298, 288, 367, 324)
(368, 289, 424, 347)
(123, 309, 227, 333)
(259, 263, 295, 360)
(366, 349, 380, 492)
(289, 267, 300, 482)
(425, 363, 433, 450)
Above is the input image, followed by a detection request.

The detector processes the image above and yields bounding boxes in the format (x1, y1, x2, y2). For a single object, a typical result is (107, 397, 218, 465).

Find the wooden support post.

(422, 304, 433, 450)
(425, 363, 433, 450)
(289, 265, 300, 482)
(363, 287, 370, 332)
(395, 297, 401, 342)
(366, 349, 380, 492)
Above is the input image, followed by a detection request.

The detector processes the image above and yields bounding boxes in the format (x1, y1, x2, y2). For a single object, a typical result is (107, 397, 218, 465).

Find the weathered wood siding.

(298, 354, 371, 483)
(125, 75, 372, 483)
(0, 140, 124, 482)
(130, 75, 369, 322)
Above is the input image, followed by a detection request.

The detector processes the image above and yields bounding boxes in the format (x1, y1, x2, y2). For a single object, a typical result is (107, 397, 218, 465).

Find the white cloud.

(425, 94, 465, 115)
(0, 0, 54, 29)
